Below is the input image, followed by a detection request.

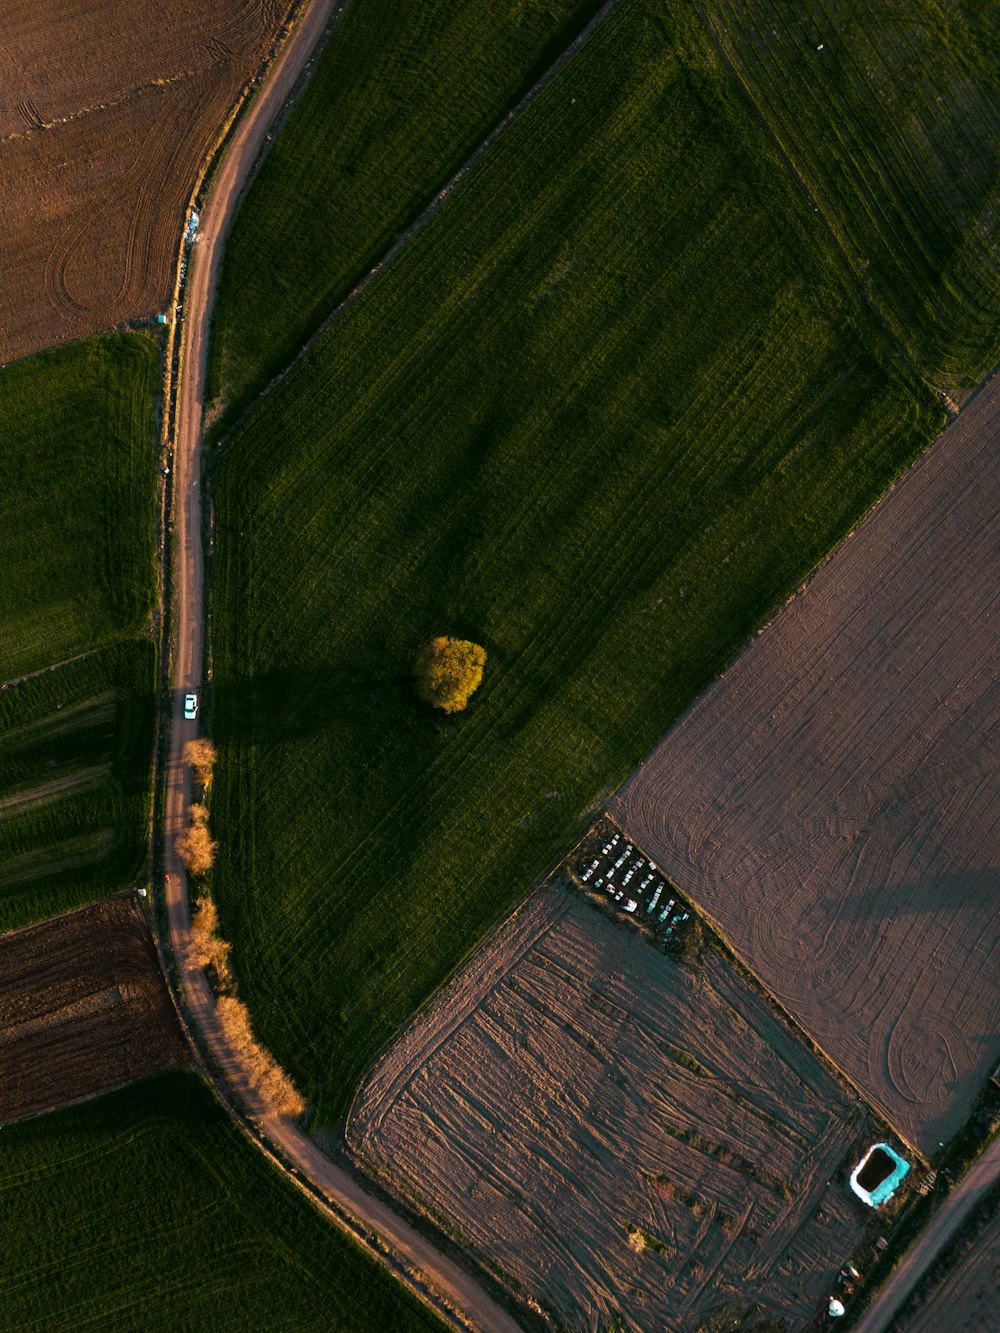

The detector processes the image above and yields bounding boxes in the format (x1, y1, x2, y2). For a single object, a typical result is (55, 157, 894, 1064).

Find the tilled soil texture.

(612, 377, 1000, 1155)
(349, 886, 886, 1331)
(0, 896, 187, 1122)
(0, 0, 290, 363)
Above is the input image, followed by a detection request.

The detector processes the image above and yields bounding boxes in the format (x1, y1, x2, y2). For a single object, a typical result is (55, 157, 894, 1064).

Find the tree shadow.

(211, 663, 419, 749)
(845, 868, 1000, 921)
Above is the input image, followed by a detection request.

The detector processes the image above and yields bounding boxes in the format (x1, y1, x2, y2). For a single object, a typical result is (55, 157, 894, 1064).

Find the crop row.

(206, 0, 606, 420)
(0, 642, 156, 932)
(700, 0, 1000, 387)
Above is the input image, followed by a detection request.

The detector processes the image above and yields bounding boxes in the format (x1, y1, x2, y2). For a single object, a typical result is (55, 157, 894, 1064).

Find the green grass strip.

(0, 332, 160, 679)
(0, 642, 156, 932)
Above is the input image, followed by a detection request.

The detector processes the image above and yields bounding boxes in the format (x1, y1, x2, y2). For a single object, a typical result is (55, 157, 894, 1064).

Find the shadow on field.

(848, 869, 1000, 922)
(212, 664, 417, 748)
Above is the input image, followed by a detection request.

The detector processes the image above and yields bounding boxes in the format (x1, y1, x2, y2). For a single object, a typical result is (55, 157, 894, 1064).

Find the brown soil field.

(894, 1193, 1000, 1333)
(0, 0, 290, 362)
(0, 895, 187, 1123)
(349, 885, 890, 1331)
(612, 377, 1000, 1155)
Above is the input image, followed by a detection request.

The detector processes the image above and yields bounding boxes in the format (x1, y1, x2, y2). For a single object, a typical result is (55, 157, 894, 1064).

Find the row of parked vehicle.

(576, 831, 691, 937)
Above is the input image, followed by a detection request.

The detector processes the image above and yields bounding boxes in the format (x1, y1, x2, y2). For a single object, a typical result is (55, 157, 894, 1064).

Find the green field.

(0, 333, 160, 679)
(702, 0, 1000, 388)
(210, 0, 943, 1123)
(206, 0, 603, 420)
(0, 1072, 442, 1332)
(0, 332, 161, 929)
(0, 644, 155, 932)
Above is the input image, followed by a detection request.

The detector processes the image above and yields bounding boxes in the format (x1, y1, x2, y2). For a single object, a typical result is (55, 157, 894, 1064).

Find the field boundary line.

(0, 647, 103, 694)
(689, 1, 932, 400)
(0, 68, 202, 148)
(208, 0, 627, 447)
(664, 866, 927, 1159)
(600, 807, 927, 1161)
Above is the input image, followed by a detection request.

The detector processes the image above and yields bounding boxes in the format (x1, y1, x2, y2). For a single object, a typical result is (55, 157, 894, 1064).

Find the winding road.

(158, 5, 996, 1331)
(160, 3, 520, 1330)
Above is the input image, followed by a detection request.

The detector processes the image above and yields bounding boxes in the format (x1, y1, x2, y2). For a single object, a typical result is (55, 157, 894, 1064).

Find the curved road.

(162, 5, 521, 1331)
(852, 1134, 1000, 1332)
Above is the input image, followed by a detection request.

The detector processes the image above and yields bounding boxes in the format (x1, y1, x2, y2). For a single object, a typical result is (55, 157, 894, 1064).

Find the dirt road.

(161, 4, 522, 1330)
(853, 1134, 1000, 1332)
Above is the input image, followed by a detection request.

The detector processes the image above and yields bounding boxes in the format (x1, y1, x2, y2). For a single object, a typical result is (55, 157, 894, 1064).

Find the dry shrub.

(188, 896, 231, 980)
(414, 636, 486, 712)
(217, 995, 305, 1118)
(184, 737, 218, 789)
(177, 802, 216, 876)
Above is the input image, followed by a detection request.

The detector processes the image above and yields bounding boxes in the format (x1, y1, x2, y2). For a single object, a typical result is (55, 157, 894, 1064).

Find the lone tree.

(414, 636, 486, 713)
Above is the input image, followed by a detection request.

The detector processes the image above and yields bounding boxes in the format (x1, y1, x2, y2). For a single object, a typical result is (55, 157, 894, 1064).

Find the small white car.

(184, 693, 198, 721)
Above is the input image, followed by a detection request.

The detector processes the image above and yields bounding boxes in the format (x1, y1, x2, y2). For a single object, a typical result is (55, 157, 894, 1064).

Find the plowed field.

(0, 0, 290, 363)
(350, 887, 887, 1331)
(0, 896, 186, 1122)
(613, 377, 1000, 1154)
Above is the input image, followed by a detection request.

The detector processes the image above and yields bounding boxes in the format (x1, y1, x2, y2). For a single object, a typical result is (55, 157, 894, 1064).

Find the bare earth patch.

(0, 0, 290, 362)
(349, 885, 887, 1331)
(0, 895, 187, 1122)
(612, 377, 1000, 1154)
